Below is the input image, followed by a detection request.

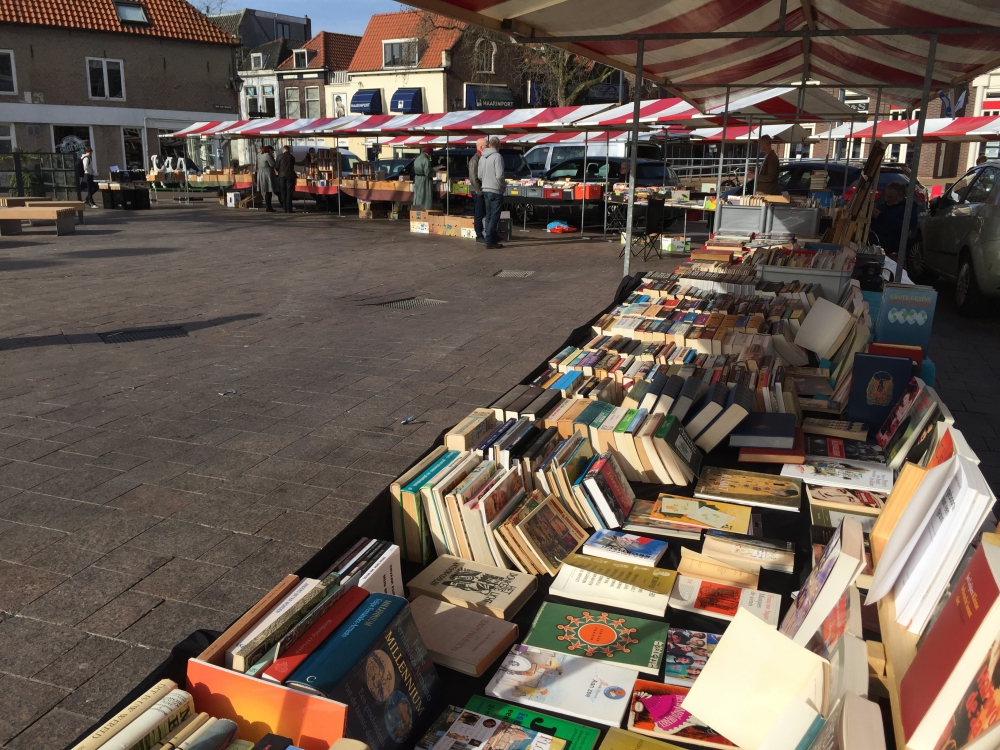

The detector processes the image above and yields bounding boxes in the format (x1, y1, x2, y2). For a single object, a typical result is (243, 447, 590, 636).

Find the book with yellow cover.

(550, 553, 677, 617)
(598, 728, 686, 750)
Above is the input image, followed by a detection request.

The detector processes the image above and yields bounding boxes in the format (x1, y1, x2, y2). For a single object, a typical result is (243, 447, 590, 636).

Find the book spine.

(100, 690, 194, 750)
(70, 680, 178, 750)
(233, 580, 330, 672)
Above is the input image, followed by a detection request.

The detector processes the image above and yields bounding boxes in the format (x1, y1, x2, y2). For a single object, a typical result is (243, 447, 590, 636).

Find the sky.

(214, 0, 412, 36)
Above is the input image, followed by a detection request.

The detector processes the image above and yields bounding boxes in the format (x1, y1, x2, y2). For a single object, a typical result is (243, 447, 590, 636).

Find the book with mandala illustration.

(523, 601, 668, 675)
(628, 680, 735, 748)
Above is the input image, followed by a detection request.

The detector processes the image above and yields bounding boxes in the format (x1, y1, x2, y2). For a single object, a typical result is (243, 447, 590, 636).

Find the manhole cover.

(493, 270, 535, 278)
(376, 297, 446, 310)
(99, 326, 188, 344)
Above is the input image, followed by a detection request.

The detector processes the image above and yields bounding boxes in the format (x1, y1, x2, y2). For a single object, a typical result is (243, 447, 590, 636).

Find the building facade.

(275, 32, 360, 121)
(209, 8, 310, 49)
(0, 0, 238, 173)
(238, 38, 294, 119)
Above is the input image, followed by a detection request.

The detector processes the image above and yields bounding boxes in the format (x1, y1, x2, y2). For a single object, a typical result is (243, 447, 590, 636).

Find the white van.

(523, 140, 662, 176)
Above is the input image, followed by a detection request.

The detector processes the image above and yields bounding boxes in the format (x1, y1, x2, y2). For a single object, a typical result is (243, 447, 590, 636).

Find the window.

(552, 146, 585, 164)
(550, 160, 582, 179)
(474, 39, 496, 74)
(943, 172, 977, 205)
(114, 2, 148, 24)
(304, 86, 320, 118)
(383, 39, 419, 68)
(0, 124, 14, 154)
(285, 87, 300, 117)
(87, 58, 125, 100)
(524, 147, 549, 170)
(965, 168, 999, 204)
(245, 86, 259, 116)
(250, 53, 264, 70)
(0, 50, 16, 94)
(262, 85, 276, 117)
(122, 127, 144, 169)
(293, 50, 308, 69)
(276, 22, 290, 38)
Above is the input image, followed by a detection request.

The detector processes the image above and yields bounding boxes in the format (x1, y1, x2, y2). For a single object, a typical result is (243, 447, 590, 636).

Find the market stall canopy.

(400, 0, 1000, 109)
(575, 98, 714, 129)
(448, 104, 614, 131)
(709, 87, 857, 121)
(816, 116, 1000, 142)
(690, 123, 814, 142)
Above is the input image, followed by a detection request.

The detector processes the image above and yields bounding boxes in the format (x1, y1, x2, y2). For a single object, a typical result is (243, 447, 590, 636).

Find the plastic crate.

(766, 205, 821, 237)
(574, 184, 602, 200)
(507, 186, 521, 196)
(759, 265, 852, 301)
(562, 189, 574, 200)
(544, 188, 563, 199)
(525, 186, 544, 198)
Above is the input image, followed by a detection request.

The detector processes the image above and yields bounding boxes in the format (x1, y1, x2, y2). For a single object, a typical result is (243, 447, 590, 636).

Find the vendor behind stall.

(754, 135, 781, 196)
(870, 181, 918, 255)
(413, 145, 434, 210)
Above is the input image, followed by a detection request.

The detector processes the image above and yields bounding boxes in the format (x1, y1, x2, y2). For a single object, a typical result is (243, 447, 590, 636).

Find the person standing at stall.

(478, 136, 506, 249)
(413, 145, 435, 211)
(256, 145, 277, 213)
(754, 135, 781, 196)
(81, 147, 99, 207)
(275, 145, 297, 214)
(468, 138, 487, 243)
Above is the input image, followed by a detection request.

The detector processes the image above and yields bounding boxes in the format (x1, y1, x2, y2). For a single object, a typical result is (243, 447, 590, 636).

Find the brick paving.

(0, 204, 693, 747)
(0, 202, 995, 747)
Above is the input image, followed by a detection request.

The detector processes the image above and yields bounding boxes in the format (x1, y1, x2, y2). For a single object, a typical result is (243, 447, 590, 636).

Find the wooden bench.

(0, 207, 76, 236)
(0, 196, 52, 207)
(26, 201, 86, 224)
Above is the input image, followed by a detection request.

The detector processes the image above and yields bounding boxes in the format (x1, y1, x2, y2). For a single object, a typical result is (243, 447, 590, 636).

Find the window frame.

(304, 86, 320, 118)
(293, 50, 309, 69)
(0, 50, 16, 95)
(382, 38, 419, 69)
(284, 87, 300, 118)
(114, 2, 149, 24)
(0, 123, 15, 154)
(276, 22, 290, 38)
(250, 53, 264, 70)
(474, 39, 496, 74)
(86, 57, 126, 101)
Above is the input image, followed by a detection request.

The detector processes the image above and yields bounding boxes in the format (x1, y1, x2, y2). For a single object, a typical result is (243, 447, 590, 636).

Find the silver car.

(911, 163, 1000, 315)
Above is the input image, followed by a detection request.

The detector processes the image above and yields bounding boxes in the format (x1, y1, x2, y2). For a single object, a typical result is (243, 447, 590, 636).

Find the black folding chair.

(639, 198, 667, 260)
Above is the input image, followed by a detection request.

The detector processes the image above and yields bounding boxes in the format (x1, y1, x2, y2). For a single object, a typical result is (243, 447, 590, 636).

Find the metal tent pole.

(897, 34, 937, 281)
(581, 130, 589, 236)
(870, 87, 883, 142)
(743, 118, 754, 197)
(843, 118, 855, 196)
(824, 122, 834, 170)
(604, 129, 610, 238)
(622, 39, 645, 277)
(713, 86, 731, 233)
(445, 134, 450, 216)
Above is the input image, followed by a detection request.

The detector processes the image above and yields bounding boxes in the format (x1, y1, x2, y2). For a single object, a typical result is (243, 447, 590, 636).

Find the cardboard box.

(444, 223, 460, 237)
(460, 227, 477, 239)
(226, 191, 241, 208)
(410, 221, 429, 233)
(661, 236, 692, 253)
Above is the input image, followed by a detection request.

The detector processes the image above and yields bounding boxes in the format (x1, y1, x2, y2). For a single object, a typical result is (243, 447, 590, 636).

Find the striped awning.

(690, 123, 813, 141)
(575, 98, 714, 128)
(817, 116, 1000, 142)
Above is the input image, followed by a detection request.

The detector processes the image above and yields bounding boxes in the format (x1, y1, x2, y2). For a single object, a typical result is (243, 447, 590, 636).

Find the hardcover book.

(628, 680, 735, 748)
(694, 466, 802, 513)
(409, 596, 518, 677)
(846, 352, 914, 428)
(524, 601, 668, 674)
(662, 629, 720, 688)
(486, 645, 638, 727)
(464, 696, 601, 750)
(405, 555, 537, 620)
(727, 412, 797, 449)
(875, 283, 937, 351)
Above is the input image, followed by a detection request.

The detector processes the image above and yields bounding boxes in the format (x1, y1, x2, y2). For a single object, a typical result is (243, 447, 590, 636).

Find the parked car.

(524, 141, 662, 177)
(912, 162, 1000, 315)
(372, 158, 412, 178)
(395, 148, 530, 181)
(541, 156, 679, 188)
(844, 164, 929, 208)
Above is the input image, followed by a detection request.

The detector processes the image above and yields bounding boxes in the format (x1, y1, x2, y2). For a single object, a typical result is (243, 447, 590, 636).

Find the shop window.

(250, 53, 264, 70)
(53, 125, 91, 157)
(0, 124, 13, 154)
(114, 2, 148, 24)
(0, 51, 15, 94)
(122, 127, 144, 169)
(285, 87, 300, 118)
(293, 50, 308, 69)
(383, 39, 419, 69)
(87, 57, 125, 100)
(304, 86, 320, 118)
(475, 39, 496, 74)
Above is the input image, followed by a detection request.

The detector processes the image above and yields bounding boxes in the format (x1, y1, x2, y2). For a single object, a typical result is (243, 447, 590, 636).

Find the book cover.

(628, 680, 734, 748)
(663, 629, 720, 688)
(875, 284, 937, 351)
(727, 412, 796, 449)
(324, 601, 442, 750)
(431, 709, 566, 750)
(416, 706, 465, 750)
(874, 377, 924, 448)
(485, 645, 638, 727)
(464, 696, 601, 750)
(780, 458, 893, 493)
(409, 596, 518, 677)
(583, 530, 667, 567)
(516, 495, 589, 576)
(804, 435, 885, 465)
(805, 485, 885, 516)
(551, 555, 676, 618)
(846, 352, 914, 428)
(405, 555, 537, 620)
(694, 466, 801, 513)
(668, 575, 780, 626)
(649, 494, 752, 534)
(598, 727, 687, 750)
(523, 602, 667, 674)
(929, 633, 1000, 750)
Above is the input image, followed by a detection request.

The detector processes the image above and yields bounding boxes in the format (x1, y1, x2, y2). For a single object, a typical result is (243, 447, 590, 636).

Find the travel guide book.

(694, 466, 802, 513)
(523, 602, 668, 675)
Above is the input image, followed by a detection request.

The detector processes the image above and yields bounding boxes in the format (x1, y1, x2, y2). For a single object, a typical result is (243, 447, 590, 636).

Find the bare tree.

(197, 0, 231, 15)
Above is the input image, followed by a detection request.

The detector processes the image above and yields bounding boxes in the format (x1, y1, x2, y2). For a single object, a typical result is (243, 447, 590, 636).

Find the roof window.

(114, 2, 149, 24)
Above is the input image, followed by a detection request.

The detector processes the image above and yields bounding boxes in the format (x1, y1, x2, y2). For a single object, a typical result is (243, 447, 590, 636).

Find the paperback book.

(406, 555, 537, 620)
(663, 629, 721, 688)
(804, 435, 886, 465)
(669, 575, 781, 626)
(582, 529, 668, 567)
(694, 466, 802, 513)
(429, 708, 566, 750)
(780, 458, 893, 493)
(550, 553, 676, 617)
(628, 680, 735, 748)
(464, 696, 601, 750)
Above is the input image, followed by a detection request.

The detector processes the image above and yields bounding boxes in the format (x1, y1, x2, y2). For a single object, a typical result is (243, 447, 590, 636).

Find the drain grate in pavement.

(99, 326, 188, 344)
(494, 270, 535, 278)
(376, 297, 447, 311)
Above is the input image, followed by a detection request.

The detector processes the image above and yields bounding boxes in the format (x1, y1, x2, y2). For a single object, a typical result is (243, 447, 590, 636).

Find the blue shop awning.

(390, 88, 423, 114)
(351, 89, 383, 115)
(465, 84, 515, 110)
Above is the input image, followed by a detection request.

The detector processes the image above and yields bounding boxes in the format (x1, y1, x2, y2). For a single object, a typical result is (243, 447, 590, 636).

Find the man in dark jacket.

(275, 145, 297, 213)
(468, 138, 487, 243)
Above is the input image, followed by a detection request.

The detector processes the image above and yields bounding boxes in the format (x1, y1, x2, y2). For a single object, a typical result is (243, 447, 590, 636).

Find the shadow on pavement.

(0, 259, 67, 271)
(61, 247, 181, 259)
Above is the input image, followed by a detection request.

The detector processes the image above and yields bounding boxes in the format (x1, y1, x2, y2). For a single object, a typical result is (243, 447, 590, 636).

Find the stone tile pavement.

(0, 204, 690, 747)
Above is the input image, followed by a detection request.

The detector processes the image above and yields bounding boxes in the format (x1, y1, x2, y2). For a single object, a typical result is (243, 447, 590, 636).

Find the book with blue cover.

(847, 352, 914, 428)
(728, 412, 797, 449)
(583, 529, 668, 567)
(875, 284, 937, 351)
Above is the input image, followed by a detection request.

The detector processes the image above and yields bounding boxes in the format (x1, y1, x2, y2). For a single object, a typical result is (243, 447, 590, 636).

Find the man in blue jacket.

(478, 137, 506, 249)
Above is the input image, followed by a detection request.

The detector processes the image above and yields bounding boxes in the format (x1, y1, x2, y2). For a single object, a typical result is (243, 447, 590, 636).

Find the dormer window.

(114, 2, 148, 24)
(383, 39, 419, 69)
(251, 53, 264, 70)
(293, 50, 309, 69)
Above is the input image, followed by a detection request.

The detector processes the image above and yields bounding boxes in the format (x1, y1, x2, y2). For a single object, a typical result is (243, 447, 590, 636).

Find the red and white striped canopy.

(400, 0, 1000, 110)
(576, 98, 713, 128)
(165, 121, 253, 137)
(690, 123, 812, 141)
(818, 116, 1000, 143)
(708, 87, 856, 121)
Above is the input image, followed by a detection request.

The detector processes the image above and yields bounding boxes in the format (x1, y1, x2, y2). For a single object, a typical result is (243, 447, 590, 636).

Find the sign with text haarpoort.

(875, 284, 937, 352)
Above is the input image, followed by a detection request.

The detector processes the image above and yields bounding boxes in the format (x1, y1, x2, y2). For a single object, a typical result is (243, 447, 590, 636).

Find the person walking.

(413, 145, 435, 211)
(81, 147, 99, 207)
(468, 138, 487, 243)
(256, 145, 278, 212)
(478, 136, 506, 249)
(754, 135, 781, 196)
(275, 145, 297, 213)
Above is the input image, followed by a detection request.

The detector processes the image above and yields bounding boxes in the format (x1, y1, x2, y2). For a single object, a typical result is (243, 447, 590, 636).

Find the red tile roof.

(348, 10, 463, 73)
(0, 0, 237, 44)
(277, 31, 361, 72)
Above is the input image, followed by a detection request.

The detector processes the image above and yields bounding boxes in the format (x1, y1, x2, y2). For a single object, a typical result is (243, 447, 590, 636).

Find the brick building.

(0, 0, 239, 172)
(275, 31, 361, 120)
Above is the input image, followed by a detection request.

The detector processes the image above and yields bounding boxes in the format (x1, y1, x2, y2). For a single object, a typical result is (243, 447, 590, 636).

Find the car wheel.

(956, 251, 988, 317)
(514, 203, 535, 224)
(905, 235, 934, 284)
